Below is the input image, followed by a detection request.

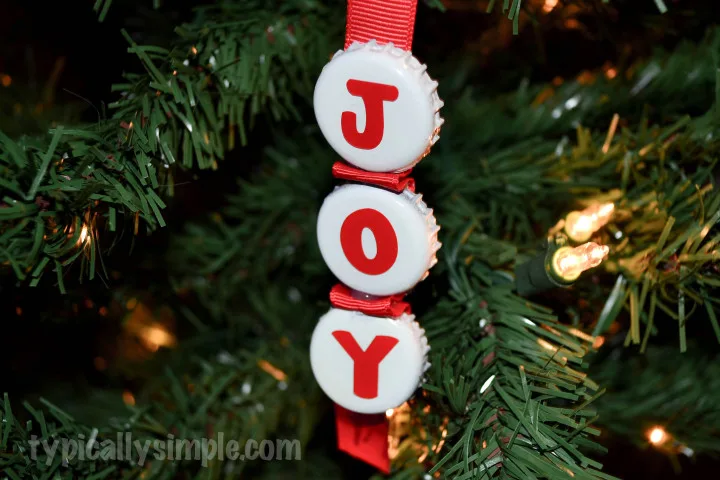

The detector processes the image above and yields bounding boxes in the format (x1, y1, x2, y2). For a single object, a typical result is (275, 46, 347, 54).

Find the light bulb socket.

(515, 235, 573, 296)
(549, 246, 582, 283)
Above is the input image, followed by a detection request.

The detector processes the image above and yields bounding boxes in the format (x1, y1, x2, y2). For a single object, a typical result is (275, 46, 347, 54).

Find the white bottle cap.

(314, 41, 444, 173)
(316, 184, 440, 296)
(310, 307, 430, 414)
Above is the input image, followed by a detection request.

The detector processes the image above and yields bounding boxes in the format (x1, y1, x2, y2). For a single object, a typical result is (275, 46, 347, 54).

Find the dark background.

(0, 0, 719, 478)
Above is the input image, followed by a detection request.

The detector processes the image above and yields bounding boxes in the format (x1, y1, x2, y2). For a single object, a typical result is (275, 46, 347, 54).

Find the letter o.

(340, 208, 398, 275)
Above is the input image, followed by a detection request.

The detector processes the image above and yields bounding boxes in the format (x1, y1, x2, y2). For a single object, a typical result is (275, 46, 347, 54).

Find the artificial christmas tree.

(1, 0, 720, 478)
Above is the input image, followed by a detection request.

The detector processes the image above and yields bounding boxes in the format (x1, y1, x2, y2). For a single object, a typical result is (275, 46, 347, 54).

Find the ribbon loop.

(332, 161, 415, 193)
(330, 283, 411, 318)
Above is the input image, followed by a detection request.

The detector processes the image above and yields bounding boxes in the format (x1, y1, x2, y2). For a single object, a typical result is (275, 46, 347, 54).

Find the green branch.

(0, 1, 342, 289)
(593, 344, 720, 456)
(0, 285, 324, 478)
(416, 258, 613, 479)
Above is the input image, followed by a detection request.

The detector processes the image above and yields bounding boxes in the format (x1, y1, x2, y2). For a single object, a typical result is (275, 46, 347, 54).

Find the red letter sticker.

(341, 80, 399, 150)
(332, 331, 399, 399)
(340, 208, 398, 275)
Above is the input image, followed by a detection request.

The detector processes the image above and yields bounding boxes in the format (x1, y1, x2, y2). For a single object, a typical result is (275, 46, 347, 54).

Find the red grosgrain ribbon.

(332, 161, 415, 193)
(335, 404, 390, 473)
(345, 0, 418, 51)
(333, 0, 420, 472)
(330, 283, 411, 318)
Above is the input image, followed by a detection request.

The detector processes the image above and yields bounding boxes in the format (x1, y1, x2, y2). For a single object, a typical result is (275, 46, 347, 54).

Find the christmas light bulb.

(564, 202, 615, 243)
(552, 242, 609, 281)
(122, 390, 136, 406)
(140, 324, 176, 351)
(78, 224, 89, 246)
(543, 0, 558, 12)
(648, 426, 668, 445)
(68, 223, 90, 249)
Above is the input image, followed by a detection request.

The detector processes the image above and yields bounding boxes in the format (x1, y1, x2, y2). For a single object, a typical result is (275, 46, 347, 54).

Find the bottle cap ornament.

(310, 308, 430, 414)
(310, 0, 442, 472)
(314, 41, 444, 173)
(316, 184, 440, 296)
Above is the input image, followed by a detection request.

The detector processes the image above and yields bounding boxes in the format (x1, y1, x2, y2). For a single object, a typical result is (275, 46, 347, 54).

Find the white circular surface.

(314, 42, 442, 172)
(316, 184, 438, 296)
(310, 308, 428, 414)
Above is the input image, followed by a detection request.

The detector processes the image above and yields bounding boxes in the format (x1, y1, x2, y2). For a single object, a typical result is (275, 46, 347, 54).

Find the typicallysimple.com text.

(28, 431, 302, 467)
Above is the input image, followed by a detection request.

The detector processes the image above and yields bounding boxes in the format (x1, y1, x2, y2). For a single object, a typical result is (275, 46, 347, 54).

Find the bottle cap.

(310, 307, 430, 414)
(314, 40, 444, 172)
(317, 183, 440, 296)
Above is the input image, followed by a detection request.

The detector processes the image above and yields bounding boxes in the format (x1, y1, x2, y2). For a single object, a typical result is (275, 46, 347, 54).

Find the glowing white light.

(648, 427, 667, 445)
(565, 203, 615, 242)
(553, 242, 609, 281)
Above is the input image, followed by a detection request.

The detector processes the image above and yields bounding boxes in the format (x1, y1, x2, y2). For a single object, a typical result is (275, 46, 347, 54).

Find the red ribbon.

(330, 284, 411, 318)
(335, 404, 390, 473)
(332, 0, 420, 472)
(345, 0, 418, 51)
(332, 162, 415, 193)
